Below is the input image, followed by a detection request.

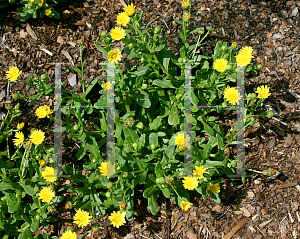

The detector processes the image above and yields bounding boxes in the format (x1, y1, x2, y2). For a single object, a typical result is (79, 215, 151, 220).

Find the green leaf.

(132, 92, 151, 108)
(149, 133, 158, 147)
(30, 218, 39, 233)
(154, 44, 165, 52)
(148, 195, 159, 215)
(22, 228, 33, 239)
(143, 186, 156, 198)
(211, 192, 221, 204)
(19, 182, 35, 196)
(76, 142, 87, 160)
(168, 106, 179, 126)
(8, 200, 21, 213)
(0, 182, 14, 190)
(173, 17, 183, 25)
(29, 92, 43, 106)
(94, 43, 108, 56)
(139, 134, 146, 148)
(71, 65, 83, 77)
(86, 136, 101, 159)
(216, 134, 223, 150)
(152, 79, 176, 89)
(201, 120, 214, 137)
(162, 187, 170, 198)
(213, 41, 222, 60)
(149, 116, 161, 130)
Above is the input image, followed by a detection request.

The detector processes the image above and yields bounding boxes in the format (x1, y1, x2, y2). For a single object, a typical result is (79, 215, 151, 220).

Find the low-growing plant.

(0, 0, 273, 237)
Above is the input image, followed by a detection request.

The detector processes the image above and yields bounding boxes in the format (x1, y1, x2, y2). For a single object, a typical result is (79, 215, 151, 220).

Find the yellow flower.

(43, 105, 52, 117)
(117, 12, 130, 26)
(61, 229, 77, 239)
(184, 13, 190, 21)
(17, 122, 25, 130)
(103, 82, 113, 91)
(6, 67, 22, 82)
(207, 183, 220, 194)
(29, 129, 45, 145)
(42, 166, 57, 183)
(98, 161, 114, 178)
(13, 131, 24, 146)
(181, 0, 190, 7)
(213, 58, 228, 73)
(180, 201, 192, 211)
(29, 0, 34, 2)
(255, 85, 271, 99)
(36, 106, 47, 118)
(45, 9, 52, 16)
(223, 86, 241, 105)
(193, 165, 208, 180)
(108, 49, 122, 63)
(236, 46, 254, 67)
(182, 177, 199, 190)
(38, 186, 55, 203)
(25, 140, 32, 147)
(124, 3, 135, 16)
(109, 211, 126, 228)
(38, 0, 43, 7)
(231, 42, 237, 48)
(39, 159, 46, 166)
(74, 208, 92, 228)
(175, 133, 191, 150)
(111, 27, 126, 41)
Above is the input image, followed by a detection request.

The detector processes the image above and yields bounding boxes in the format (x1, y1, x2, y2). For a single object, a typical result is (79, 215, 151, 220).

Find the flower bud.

(12, 94, 18, 100)
(128, 43, 134, 49)
(17, 122, 25, 130)
(41, 74, 48, 81)
(156, 177, 165, 184)
(203, 177, 208, 182)
(107, 183, 112, 189)
(65, 201, 73, 210)
(231, 42, 237, 48)
(140, 57, 145, 63)
(154, 26, 161, 34)
(182, 58, 186, 63)
(119, 203, 126, 211)
(176, 94, 182, 100)
(136, 122, 143, 129)
(150, 144, 156, 150)
(132, 143, 138, 149)
(183, 13, 190, 21)
(178, 58, 182, 63)
(256, 64, 263, 70)
(39, 159, 46, 166)
(142, 84, 147, 90)
(106, 191, 111, 197)
(123, 172, 128, 178)
(101, 31, 107, 38)
(197, 27, 205, 35)
(73, 124, 79, 131)
(165, 175, 174, 185)
(206, 26, 214, 32)
(93, 227, 99, 232)
(34, 186, 39, 192)
(47, 205, 56, 213)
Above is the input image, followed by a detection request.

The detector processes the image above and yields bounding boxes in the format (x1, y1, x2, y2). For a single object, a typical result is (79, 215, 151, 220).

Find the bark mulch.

(0, 0, 300, 238)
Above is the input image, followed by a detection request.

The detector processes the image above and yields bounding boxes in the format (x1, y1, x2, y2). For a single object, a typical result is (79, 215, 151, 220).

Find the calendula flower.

(103, 82, 113, 91)
(43, 105, 52, 117)
(231, 42, 237, 48)
(38, 186, 55, 203)
(109, 211, 126, 228)
(117, 12, 130, 26)
(74, 208, 92, 228)
(182, 177, 199, 190)
(13, 131, 24, 146)
(17, 122, 25, 130)
(6, 66, 22, 82)
(38, 0, 43, 6)
(45, 9, 52, 16)
(108, 49, 122, 63)
(175, 133, 191, 150)
(213, 58, 228, 73)
(180, 201, 192, 211)
(98, 161, 114, 178)
(36, 106, 47, 118)
(181, 0, 190, 8)
(223, 86, 241, 105)
(255, 85, 271, 99)
(207, 183, 220, 194)
(29, 129, 45, 145)
(236, 46, 254, 67)
(61, 229, 77, 239)
(183, 13, 190, 21)
(193, 165, 208, 180)
(111, 27, 126, 41)
(124, 3, 135, 16)
(42, 166, 57, 183)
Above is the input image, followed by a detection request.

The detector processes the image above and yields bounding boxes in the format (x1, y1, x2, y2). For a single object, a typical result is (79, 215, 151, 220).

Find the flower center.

(112, 53, 117, 59)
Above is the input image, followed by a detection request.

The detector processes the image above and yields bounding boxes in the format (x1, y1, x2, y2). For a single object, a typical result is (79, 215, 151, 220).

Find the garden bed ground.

(1, 0, 300, 238)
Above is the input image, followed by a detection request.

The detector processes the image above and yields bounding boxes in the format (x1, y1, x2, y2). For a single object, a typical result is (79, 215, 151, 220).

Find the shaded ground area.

(0, 0, 300, 238)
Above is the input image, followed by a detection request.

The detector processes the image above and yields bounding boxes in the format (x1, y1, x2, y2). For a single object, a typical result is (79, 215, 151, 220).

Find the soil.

(1, 0, 300, 238)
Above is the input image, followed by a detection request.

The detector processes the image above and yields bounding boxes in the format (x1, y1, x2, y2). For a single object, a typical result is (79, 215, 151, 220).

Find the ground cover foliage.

(0, 0, 277, 238)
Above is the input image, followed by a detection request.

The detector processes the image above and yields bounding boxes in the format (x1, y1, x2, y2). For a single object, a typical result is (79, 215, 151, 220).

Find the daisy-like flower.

(61, 229, 77, 239)
(98, 161, 114, 178)
(103, 82, 113, 91)
(109, 211, 126, 228)
(175, 133, 191, 150)
(38, 186, 55, 203)
(236, 46, 254, 67)
(213, 58, 228, 73)
(74, 208, 92, 228)
(124, 3, 136, 16)
(13, 131, 24, 146)
(111, 27, 126, 41)
(193, 165, 208, 180)
(117, 12, 130, 27)
(207, 183, 220, 194)
(43, 105, 52, 117)
(42, 166, 57, 183)
(36, 105, 52, 118)
(223, 86, 241, 105)
(108, 49, 122, 63)
(255, 85, 271, 99)
(6, 66, 22, 82)
(181, 0, 190, 8)
(17, 122, 25, 130)
(182, 177, 199, 190)
(29, 129, 45, 145)
(183, 13, 190, 21)
(38, 0, 43, 6)
(45, 9, 52, 16)
(180, 201, 193, 211)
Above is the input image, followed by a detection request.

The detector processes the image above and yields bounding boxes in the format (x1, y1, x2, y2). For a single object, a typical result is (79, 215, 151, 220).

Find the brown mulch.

(1, 0, 300, 238)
